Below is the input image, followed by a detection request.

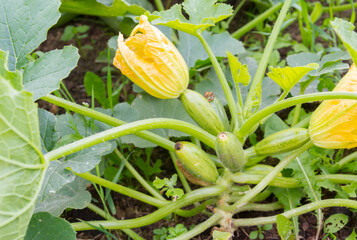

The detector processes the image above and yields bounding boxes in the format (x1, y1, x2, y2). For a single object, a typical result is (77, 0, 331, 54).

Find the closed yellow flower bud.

(309, 64, 357, 149)
(113, 15, 189, 99)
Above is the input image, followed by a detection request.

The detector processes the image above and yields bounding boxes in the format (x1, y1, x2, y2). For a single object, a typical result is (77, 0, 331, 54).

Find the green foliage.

(35, 177, 91, 216)
(23, 46, 79, 100)
(38, 109, 60, 153)
(212, 230, 232, 240)
(331, 18, 357, 65)
(0, 50, 45, 239)
(276, 215, 294, 240)
(153, 223, 189, 240)
(59, 0, 150, 17)
(177, 31, 245, 69)
(227, 52, 251, 86)
(61, 25, 90, 41)
(149, 0, 232, 35)
(323, 213, 349, 234)
(24, 212, 76, 240)
(249, 224, 273, 239)
(0, 0, 61, 70)
(84, 71, 109, 108)
(153, 174, 184, 200)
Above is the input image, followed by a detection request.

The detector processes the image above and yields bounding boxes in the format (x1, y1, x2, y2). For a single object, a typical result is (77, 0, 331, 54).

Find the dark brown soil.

(37, 1, 357, 239)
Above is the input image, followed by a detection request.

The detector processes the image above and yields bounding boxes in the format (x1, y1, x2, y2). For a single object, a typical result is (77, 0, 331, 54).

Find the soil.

(37, 1, 357, 239)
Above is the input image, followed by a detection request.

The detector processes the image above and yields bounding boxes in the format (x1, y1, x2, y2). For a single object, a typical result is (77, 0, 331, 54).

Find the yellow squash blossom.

(309, 64, 357, 149)
(113, 15, 189, 99)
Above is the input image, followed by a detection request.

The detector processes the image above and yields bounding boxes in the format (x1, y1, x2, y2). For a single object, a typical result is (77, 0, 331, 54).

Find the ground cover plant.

(1, 0, 357, 239)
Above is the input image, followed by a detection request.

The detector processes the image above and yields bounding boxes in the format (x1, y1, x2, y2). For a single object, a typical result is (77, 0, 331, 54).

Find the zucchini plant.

(1, 0, 357, 239)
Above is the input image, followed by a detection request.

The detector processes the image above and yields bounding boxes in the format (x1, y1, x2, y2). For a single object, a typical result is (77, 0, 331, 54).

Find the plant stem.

(195, 32, 239, 131)
(76, 172, 166, 207)
(235, 202, 283, 213)
(171, 211, 224, 240)
(87, 203, 145, 240)
(315, 2, 357, 12)
(71, 185, 226, 230)
(154, 0, 164, 11)
(113, 149, 164, 200)
(233, 199, 357, 227)
(238, 92, 357, 139)
(337, 151, 357, 168)
(41, 94, 175, 151)
(243, 0, 291, 119)
(232, 172, 357, 187)
(226, 141, 313, 213)
(232, 2, 283, 39)
(44, 118, 215, 162)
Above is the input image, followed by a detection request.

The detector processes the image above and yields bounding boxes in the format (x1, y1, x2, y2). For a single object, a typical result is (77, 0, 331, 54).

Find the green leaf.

(131, 94, 196, 138)
(0, 0, 61, 70)
(276, 215, 294, 240)
(60, 0, 148, 17)
(63, 142, 112, 173)
(212, 230, 232, 240)
(324, 213, 349, 234)
(38, 109, 60, 153)
(153, 177, 166, 189)
(24, 212, 76, 240)
(35, 177, 91, 216)
(262, 114, 289, 137)
(177, 31, 245, 69)
(23, 46, 80, 100)
(84, 71, 108, 107)
(135, 158, 163, 179)
(0, 50, 22, 90)
(149, 0, 232, 35)
(39, 161, 76, 201)
(267, 63, 319, 91)
(0, 59, 45, 238)
(331, 18, 357, 65)
(227, 52, 251, 86)
(341, 182, 357, 198)
(346, 229, 357, 240)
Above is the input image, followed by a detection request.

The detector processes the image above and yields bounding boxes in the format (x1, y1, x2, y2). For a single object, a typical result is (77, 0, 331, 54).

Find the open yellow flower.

(309, 64, 357, 149)
(113, 15, 189, 99)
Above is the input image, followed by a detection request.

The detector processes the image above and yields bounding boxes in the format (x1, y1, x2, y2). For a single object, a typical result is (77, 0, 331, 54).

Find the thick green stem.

(232, 172, 357, 187)
(226, 141, 313, 213)
(71, 185, 226, 230)
(87, 203, 144, 240)
(233, 199, 357, 227)
(113, 149, 164, 200)
(238, 92, 357, 139)
(41, 94, 175, 151)
(195, 32, 239, 130)
(337, 151, 357, 169)
(44, 118, 215, 162)
(235, 202, 283, 213)
(154, 0, 164, 11)
(171, 212, 224, 240)
(232, 2, 283, 39)
(243, 0, 291, 118)
(316, 2, 357, 12)
(76, 172, 166, 207)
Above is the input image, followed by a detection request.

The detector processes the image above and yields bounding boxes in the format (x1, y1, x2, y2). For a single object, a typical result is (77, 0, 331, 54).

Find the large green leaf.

(149, 0, 232, 35)
(0, 0, 61, 70)
(23, 46, 79, 100)
(331, 18, 357, 65)
(35, 177, 91, 216)
(60, 0, 148, 17)
(0, 50, 22, 90)
(0, 56, 45, 239)
(24, 212, 76, 240)
(177, 31, 245, 69)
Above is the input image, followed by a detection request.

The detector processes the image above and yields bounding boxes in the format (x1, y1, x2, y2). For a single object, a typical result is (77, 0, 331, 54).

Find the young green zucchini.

(245, 128, 310, 157)
(215, 132, 246, 172)
(175, 141, 219, 186)
(180, 89, 225, 136)
(204, 92, 230, 131)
